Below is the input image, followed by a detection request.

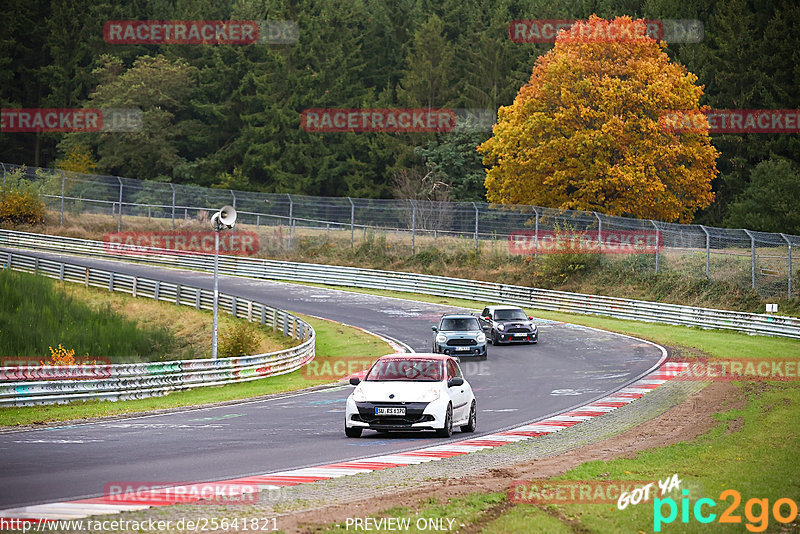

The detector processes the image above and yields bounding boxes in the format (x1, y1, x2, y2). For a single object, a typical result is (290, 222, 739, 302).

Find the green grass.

(0, 269, 177, 362)
(0, 313, 390, 427)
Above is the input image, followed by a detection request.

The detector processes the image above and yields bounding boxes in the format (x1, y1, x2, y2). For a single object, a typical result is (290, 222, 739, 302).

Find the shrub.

(0, 189, 46, 225)
(218, 321, 260, 359)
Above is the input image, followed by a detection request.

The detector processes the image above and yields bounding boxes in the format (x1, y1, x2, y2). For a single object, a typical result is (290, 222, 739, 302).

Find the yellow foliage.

(0, 190, 46, 225)
(42, 344, 76, 366)
(478, 15, 718, 223)
(56, 144, 97, 175)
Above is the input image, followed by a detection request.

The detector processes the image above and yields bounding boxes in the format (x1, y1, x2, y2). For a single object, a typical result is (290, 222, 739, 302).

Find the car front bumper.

(496, 331, 538, 343)
(345, 397, 448, 430)
(434, 343, 487, 357)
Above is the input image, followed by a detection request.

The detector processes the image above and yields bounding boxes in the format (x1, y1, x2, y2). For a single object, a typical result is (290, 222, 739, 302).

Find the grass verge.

(0, 313, 390, 427)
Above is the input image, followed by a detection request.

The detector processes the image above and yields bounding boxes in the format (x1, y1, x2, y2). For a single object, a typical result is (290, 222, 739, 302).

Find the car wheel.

(460, 401, 476, 433)
(492, 331, 500, 345)
(345, 426, 362, 438)
(436, 404, 453, 438)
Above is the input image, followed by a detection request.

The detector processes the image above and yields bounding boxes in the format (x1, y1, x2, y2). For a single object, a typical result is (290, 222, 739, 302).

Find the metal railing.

(0, 250, 315, 407)
(2, 229, 799, 340)
(3, 162, 799, 299)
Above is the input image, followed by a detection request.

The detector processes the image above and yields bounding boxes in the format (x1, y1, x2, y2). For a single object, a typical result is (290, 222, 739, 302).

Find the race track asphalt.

(0, 250, 663, 508)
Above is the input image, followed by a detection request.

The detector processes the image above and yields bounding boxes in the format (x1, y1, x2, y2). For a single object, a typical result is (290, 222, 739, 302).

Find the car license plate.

(455, 346, 471, 351)
(375, 407, 405, 416)
(514, 333, 527, 337)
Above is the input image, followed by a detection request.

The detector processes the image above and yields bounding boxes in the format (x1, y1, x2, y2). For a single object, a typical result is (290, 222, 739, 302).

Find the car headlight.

(477, 333, 486, 343)
(419, 388, 440, 402)
(497, 324, 505, 331)
(352, 386, 367, 402)
(531, 324, 537, 331)
(436, 333, 447, 343)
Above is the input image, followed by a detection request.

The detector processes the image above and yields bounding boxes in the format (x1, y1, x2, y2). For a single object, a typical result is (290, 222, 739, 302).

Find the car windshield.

(365, 359, 443, 381)
(440, 317, 480, 331)
(494, 309, 528, 321)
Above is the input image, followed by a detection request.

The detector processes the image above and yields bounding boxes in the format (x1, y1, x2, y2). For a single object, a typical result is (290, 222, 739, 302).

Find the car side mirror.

(447, 377, 464, 388)
(528, 316, 533, 320)
(481, 324, 490, 330)
(484, 316, 491, 321)
(431, 326, 438, 332)
(349, 377, 361, 386)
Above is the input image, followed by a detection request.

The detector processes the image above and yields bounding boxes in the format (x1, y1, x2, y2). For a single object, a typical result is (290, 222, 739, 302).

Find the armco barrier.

(0, 250, 315, 406)
(2, 229, 800, 339)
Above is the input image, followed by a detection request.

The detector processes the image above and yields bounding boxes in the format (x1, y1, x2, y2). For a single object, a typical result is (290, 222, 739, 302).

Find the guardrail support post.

(85, 267, 89, 287)
(59, 262, 64, 281)
(231, 296, 237, 317)
(109, 272, 114, 291)
(176, 285, 181, 305)
(195, 289, 201, 309)
(154, 280, 160, 300)
(273, 309, 278, 330)
(472, 202, 479, 253)
(650, 220, 660, 273)
(781, 233, 792, 299)
(287, 194, 293, 250)
(260, 306, 266, 325)
(699, 225, 710, 280)
(60, 170, 66, 226)
(247, 301, 253, 322)
(743, 229, 756, 289)
(169, 183, 176, 230)
(133, 277, 138, 297)
(348, 197, 355, 248)
(6, 252, 12, 269)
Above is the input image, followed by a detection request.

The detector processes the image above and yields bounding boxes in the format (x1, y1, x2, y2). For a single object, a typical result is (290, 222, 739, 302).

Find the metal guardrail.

(0, 249, 315, 407)
(2, 229, 799, 340)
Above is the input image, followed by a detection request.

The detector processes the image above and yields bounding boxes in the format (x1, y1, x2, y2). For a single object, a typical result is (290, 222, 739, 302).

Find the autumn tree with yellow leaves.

(478, 16, 718, 223)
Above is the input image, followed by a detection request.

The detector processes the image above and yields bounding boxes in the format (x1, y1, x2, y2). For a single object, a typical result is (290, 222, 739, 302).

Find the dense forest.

(1, 0, 799, 230)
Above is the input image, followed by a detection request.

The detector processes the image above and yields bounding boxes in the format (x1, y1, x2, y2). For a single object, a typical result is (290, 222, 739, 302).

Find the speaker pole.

(212, 229, 220, 360)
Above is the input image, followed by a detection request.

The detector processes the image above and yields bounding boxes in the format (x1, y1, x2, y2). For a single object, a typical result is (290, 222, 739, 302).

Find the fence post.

(533, 206, 539, 257)
(348, 197, 355, 248)
(169, 183, 176, 230)
(230, 190, 237, 233)
(116, 177, 123, 232)
(410, 199, 416, 253)
(650, 220, 660, 273)
(287, 193, 293, 249)
(593, 211, 602, 247)
(60, 170, 66, 226)
(780, 233, 792, 299)
(743, 229, 756, 289)
(472, 202, 479, 253)
(699, 225, 710, 280)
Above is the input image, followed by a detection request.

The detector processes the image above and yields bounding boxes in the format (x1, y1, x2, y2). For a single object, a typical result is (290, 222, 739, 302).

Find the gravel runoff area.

(34, 377, 709, 533)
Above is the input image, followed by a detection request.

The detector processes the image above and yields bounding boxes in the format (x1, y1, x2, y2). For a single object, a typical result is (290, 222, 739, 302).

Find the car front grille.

(446, 338, 478, 346)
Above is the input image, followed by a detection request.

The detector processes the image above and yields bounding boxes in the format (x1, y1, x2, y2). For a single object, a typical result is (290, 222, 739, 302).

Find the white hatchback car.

(345, 353, 476, 438)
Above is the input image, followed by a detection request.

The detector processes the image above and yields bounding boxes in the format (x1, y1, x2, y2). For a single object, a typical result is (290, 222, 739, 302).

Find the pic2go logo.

(654, 489, 798, 532)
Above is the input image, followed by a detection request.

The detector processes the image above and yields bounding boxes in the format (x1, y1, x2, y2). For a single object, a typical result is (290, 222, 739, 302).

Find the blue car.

(431, 314, 488, 359)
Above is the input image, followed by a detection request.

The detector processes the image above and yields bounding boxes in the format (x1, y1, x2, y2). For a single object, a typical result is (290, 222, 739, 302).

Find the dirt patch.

(280, 381, 742, 533)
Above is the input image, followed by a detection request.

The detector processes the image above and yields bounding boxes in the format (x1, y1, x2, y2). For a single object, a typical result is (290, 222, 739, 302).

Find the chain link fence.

(2, 162, 798, 300)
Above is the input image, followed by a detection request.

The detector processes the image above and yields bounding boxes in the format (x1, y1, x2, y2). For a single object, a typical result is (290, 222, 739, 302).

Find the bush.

(537, 251, 601, 285)
(218, 321, 260, 359)
(0, 189, 46, 225)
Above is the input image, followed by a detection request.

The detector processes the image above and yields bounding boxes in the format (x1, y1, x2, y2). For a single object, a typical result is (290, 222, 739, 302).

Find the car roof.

(440, 314, 478, 319)
(376, 353, 452, 362)
(486, 305, 524, 311)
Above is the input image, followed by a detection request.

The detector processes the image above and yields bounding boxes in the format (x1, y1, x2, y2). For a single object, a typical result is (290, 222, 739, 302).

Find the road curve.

(0, 249, 663, 509)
